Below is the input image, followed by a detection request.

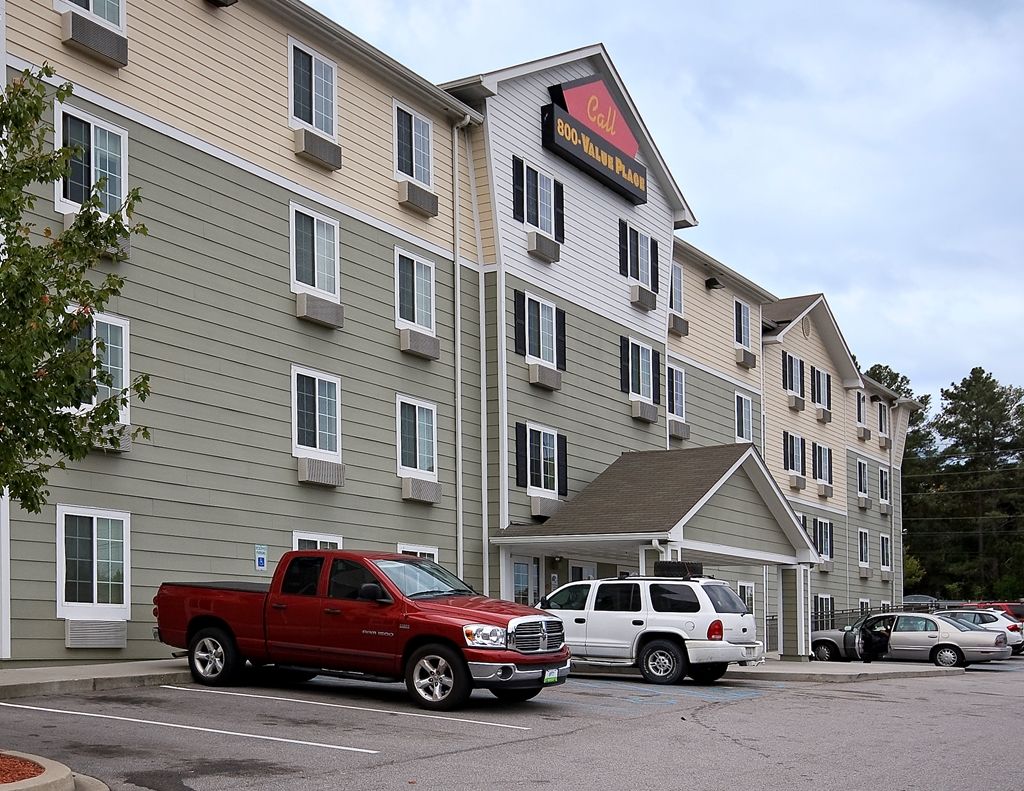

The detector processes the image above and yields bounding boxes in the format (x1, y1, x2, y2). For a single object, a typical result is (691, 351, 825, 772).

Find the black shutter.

(810, 366, 818, 403)
(781, 351, 788, 389)
(555, 308, 567, 371)
(513, 290, 526, 356)
(667, 366, 675, 412)
(828, 448, 834, 485)
(783, 431, 790, 470)
(515, 422, 528, 488)
(557, 434, 568, 496)
(554, 181, 565, 243)
(652, 350, 662, 405)
(801, 438, 807, 476)
(512, 156, 524, 222)
(650, 239, 659, 293)
(799, 359, 806, 398)
(618, 220, 628, 277)
(811, 443, 818, 479)
(619, 336, 630, 393)
(826, 373, 832, 410)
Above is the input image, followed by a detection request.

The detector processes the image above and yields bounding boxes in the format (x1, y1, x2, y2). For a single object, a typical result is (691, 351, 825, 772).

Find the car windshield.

(702, 584, 748, 614)
(373, 558, 476, 598)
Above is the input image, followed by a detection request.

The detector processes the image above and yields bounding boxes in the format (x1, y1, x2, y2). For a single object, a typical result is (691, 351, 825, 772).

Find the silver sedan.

(812, 612, 1011, 667)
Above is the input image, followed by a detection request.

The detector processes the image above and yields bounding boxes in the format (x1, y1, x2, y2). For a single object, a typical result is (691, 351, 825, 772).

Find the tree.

(0, 66, 149, 514)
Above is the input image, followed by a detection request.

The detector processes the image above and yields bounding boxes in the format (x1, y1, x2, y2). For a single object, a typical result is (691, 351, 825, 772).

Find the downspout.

(452, 114, 472, 579)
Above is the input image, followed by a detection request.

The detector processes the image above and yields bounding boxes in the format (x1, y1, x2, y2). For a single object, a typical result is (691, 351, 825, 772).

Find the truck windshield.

(373, 559, 476, 598)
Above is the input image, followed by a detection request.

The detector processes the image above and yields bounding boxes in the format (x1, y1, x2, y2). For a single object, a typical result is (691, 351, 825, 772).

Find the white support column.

(776, 568, 783, 654)
(794, 564, 806, 656)
(498, 544, 511, 600)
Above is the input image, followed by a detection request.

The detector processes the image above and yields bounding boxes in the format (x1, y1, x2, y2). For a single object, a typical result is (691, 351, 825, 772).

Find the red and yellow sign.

(562, 78, 640, 159)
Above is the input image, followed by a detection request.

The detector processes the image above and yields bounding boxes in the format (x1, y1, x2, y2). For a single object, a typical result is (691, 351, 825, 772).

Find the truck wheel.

(688, 663, 728, 684)
(188, 627, 241, 686)
(489, 688, 542, 703)
(639, 640, 687, 684)
(405, 645, 471, 711)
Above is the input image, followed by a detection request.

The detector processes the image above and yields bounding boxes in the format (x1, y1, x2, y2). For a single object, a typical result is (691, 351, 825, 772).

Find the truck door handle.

(323, 608, 340, 615)
(574, 618, 586, 624)
(632, 620, 644, 626)
(271, 603, 287, 610)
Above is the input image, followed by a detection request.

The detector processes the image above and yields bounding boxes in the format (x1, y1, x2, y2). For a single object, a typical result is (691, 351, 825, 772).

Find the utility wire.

(904, 486, 1024, 496)
(903, 515, 1016, 521)
(903, 468, 1022, 479)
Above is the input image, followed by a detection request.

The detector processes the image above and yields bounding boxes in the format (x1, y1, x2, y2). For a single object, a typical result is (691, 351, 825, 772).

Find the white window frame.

(524, 292, 557, 369)
(524, 161, 555, 238)
(877, 402, 890, 437)
(879, 468, 891, 504)
(63, 309, 131, 425)
(857, 459, 869, 497)
(859, 528, 870, 567)
(53, 0, 126, 34)
(734, 299, 751, 350)
(53, 103, 129, 218)
(395, 394, 438, 482)
(735, 392, 753, 442)
(625, 224, 653, 289)
(880, 535, 892, 571)
(293, 531, 343, 550)
(289, 202, 340, 303)
(881, 599, 891, 609)
(287, 37, 338, 141)
(628, 339, 654, 403)
(737, 581, 755, 613)
(398, 543, 439, 561)
(783, 351, 804, 395)
(290, 364, 342, 462)
(393, 99, 433, 189)
(526, 421, 559, 499)
(814, 518, 834, 560)
(811, 368, 831, 409)
(813, 593, 834, 630)
(812, 443, 832, 484)
(667, 366, 685, 419)
(856, 391, 867, 426)
(394, 248, 436, 336)
(669, 262, 684, 315)
(55, 504, 131, 621)
(784, 433, 805, 473)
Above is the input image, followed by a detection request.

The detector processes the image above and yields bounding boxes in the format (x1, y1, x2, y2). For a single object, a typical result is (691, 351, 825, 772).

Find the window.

(670, 262, 683, 314)
(894, 616, 937, 633)
(67, 310, 131, 424)
(737, 582, 755, 614)
(667, 366, 685, 419)
(782, 351, 805, 396)
(735, 393, 753, 442)
(782, 431, 805, 474)
(396, 395, 437, 480)
(856, 391, 867, 425)
(544, 583, 591, 611)
(813, 518, 834, 560)
(394, 102, 432, 187)
(280, 555, 324, 596)
(859, 599, 871, 614)
(859, 528, 870, 567)
(880, 535, 892, 570)
(293, 531, 342, 550)
(857, 459, 869, 496)
(526, 294, 556, 367)
(879, 468, 891, 503)
(629, 339, 653, 402)
(705, 586, 748, 615)
(812, 443, 833, 484)
(62, 0, 124, 32)
(878, 402, 890, 436)
(650, 584, 700, 613)
(55, 106, 127, 216)
(290, 204, 339, 301)
(810, 366, 832, 409)
(628, 227, 652, 288)
(327, 558, 379, 600)
(512, 157, 564, 241)
(734, 300, 750, 349)
(398, 543, 438, 561)
(527, 423, 558, 496)
(56, 505, 130, 620)
(395, 250, 435, 335)
(813, 594, 834, 631)
(291, 365, 341, 461)
(594, 582, 641, 612)
(290, 39, 335, 139)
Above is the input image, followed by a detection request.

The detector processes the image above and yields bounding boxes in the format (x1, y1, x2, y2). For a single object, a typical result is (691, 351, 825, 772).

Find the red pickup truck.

(154, 549, 570, 710)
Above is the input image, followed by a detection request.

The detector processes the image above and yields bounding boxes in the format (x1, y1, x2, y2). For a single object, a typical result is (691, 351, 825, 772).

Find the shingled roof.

(762, 294, 822, 336)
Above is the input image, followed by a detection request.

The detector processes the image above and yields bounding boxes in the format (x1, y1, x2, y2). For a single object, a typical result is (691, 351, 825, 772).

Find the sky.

(309, 0, 1024, 413)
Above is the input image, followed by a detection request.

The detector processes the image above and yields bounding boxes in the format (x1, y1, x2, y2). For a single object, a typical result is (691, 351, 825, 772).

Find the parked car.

(974, 601, 1024, 624)
(812, 612, 1011, 667)
(154, 550, 571, 710)
(935, 609, 1024, 655)
(537, 575, 763, 684)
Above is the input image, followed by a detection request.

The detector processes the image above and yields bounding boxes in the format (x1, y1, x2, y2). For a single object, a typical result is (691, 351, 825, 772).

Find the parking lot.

(1, 658, 1022, 791)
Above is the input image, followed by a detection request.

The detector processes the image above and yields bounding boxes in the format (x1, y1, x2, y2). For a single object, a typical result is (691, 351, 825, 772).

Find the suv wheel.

(639, 640, 687, 684)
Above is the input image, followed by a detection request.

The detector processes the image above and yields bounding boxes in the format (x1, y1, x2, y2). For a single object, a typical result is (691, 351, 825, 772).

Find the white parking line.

(161, 685, 532, 731)
(0, 701, 378, 753)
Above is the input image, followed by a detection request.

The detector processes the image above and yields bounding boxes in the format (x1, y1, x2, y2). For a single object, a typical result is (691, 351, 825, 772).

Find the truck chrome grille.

(510, 619, 565, 653)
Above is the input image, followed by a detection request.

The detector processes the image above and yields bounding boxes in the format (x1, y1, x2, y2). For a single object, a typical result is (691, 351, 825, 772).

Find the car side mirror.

(357, 583, 385, 602)
(538, 596, 550, 609)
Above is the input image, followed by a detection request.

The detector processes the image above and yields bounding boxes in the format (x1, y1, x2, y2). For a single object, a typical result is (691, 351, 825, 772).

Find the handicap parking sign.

(254, 544, 268, 571)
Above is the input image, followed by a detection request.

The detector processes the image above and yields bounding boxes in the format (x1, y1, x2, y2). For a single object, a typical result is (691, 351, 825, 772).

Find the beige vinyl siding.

(7, 0, 457, 253)
(684, 474, 796, 558)
(472, 122, 496, 266)
(456, 125, 479, 263)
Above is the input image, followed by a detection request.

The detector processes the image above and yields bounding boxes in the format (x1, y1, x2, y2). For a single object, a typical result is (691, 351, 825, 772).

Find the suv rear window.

(650, 584, 700, 613)
(702, 584, 748, 614)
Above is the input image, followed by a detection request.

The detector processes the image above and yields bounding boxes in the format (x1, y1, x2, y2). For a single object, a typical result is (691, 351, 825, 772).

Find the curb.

(0, 670, 193, 702)
(1, 751, 73, 791)
(571, 663, 964, 683)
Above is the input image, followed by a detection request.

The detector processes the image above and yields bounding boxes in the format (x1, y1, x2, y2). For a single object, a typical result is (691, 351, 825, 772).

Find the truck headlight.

(463, 624, 507, 648)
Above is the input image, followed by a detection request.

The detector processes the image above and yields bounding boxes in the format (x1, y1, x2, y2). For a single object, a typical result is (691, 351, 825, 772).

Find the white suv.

(538, 576, 763, 684)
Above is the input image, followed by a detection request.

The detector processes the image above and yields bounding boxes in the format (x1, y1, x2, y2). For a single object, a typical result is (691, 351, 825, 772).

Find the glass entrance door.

(511, 555, 540, 605)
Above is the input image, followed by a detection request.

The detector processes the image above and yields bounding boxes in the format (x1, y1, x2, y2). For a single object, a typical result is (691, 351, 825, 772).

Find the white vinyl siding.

(55, 105, 127, 217)
(291, 365, 341, 462)
(395, 250, 435, 335)
(290, 204, 340, 301)
(55, 504, 131, 621)
(289, 39, 336, 139)
(396, 395, 437, 481)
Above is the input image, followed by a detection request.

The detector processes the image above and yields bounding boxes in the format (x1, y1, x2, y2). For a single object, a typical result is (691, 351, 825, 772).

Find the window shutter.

(828, 448, 833, 484)
(650, 239, 659, 293)
(512, 156, 525, 222)
(513, 290, 526, 357)
(515, 422, 528, 488)
(557, 433, 568, 496)
(826, 373, 832, 410)
(783, 430, 790, 469)
(554, 181, 565, 243)
(799, 359, 805, 398)
(619, 336, 630, 393)
(652, 350, 662, 405)
(810, 366, 818, 403)
(811, 443, 818, 479)
(667, 367, 675, 410)
(618, 220, 628, 277)
(555, 308, 567, 371)
(781, 351, 788, 388)
(801, 438, 807, 476)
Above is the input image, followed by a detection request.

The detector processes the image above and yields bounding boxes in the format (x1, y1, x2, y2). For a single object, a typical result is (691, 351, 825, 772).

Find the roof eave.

(673, 238, 776, 303)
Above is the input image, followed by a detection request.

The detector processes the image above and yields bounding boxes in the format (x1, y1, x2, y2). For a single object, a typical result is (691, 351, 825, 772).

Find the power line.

(904, 515, 1016, 522)
(905, 486, 1024, 497)
(913, 446, 1024, 460)
(903, 468, 1022, 479)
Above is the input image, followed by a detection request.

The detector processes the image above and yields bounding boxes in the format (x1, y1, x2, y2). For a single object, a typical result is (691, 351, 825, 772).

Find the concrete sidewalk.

(0, 654, 962, 701)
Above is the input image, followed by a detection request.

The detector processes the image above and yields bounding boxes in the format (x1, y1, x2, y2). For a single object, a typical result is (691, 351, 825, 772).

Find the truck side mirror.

(358, 583, 385, 602)
(538, 596, 550, 609)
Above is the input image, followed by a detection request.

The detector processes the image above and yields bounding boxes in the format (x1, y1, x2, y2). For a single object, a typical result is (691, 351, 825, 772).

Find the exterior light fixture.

(705, 277, 725, 290)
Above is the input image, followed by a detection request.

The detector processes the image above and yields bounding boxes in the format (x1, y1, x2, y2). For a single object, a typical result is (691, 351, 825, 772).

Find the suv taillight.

(707, 619, 724, 641)
(1007, 623, 1020, 632)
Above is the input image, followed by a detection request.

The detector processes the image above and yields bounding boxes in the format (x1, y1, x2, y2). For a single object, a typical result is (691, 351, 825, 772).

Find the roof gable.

(762, 294, 862, 388)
